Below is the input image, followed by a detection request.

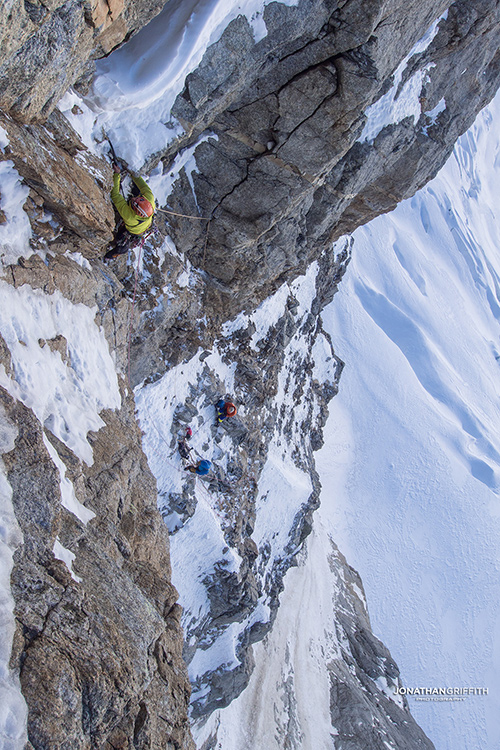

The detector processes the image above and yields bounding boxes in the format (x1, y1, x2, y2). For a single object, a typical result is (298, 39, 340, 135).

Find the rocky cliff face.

(0, 0, 166, 122)
(1, 0, 499, 748)
(160, 0, 500, 318)
(3, 385, 193, 750)
(133, 242, 348, 722)
(0, 253, 195, 749)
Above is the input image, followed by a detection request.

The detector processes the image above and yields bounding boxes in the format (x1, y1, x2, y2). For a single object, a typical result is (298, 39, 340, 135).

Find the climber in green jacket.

(105, 164, 155, 259)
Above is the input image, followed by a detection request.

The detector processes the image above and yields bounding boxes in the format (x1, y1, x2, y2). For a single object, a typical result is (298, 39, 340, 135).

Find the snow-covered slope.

(134, 255, 346, 719)
(319, 91, 500, 750)
(196, 88, 500, 750)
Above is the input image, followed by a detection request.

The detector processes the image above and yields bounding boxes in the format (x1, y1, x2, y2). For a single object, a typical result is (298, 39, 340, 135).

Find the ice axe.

(101, 129, 127, 195)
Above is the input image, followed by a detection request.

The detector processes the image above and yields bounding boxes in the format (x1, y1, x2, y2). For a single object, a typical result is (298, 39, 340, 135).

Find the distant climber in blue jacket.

(184, 459, 211, 476)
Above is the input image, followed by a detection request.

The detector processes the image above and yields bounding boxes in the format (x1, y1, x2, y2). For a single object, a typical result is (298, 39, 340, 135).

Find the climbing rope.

(126, 235, 146, 388)
(156, 207, 212, 270)
(155, 206, 211, 221)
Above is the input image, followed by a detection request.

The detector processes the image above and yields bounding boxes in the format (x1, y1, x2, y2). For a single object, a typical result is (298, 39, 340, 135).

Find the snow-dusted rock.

(163, 0, 500, 318)
(1, 0, 500, 748)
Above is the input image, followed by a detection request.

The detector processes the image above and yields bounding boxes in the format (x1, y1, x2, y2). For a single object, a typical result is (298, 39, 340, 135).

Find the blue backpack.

(196, 460, 211, 476)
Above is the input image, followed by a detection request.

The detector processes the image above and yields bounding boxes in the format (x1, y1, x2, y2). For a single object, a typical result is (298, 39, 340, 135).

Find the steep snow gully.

(1, 1, 500, 749)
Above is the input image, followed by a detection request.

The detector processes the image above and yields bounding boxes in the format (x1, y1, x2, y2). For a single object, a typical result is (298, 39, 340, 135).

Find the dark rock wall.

(159, 0, 500, 317)
(327, 542, 435, 750)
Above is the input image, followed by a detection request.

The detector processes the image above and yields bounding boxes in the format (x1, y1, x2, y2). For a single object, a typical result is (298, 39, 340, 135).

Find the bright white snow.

(252, 445, 313, 558)
(319, 90, 500, 750)
(42, 434, 95, 525)
(423, 97, 446, 131)
(0, 126, 9, 151)
(0, 161, 32, 267)
(135, 347, 249, 694)
(248, 283, 290, 349)
(53, 537, 82, 584)
(135, 348, 241, 596)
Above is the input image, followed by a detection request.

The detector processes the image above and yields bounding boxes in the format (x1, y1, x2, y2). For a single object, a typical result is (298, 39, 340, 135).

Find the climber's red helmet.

(225, 402, 237, 418)
(130, 195, 154, 218)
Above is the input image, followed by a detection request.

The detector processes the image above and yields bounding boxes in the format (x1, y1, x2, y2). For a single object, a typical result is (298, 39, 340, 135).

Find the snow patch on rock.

(0, 282, 121, 465)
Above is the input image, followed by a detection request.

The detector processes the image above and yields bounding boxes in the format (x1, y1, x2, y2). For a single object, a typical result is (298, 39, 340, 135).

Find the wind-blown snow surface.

(318, 94, 500, 749)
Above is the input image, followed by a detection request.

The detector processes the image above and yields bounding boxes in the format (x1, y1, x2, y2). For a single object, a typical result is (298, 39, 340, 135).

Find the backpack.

(196, 460, 211, 476)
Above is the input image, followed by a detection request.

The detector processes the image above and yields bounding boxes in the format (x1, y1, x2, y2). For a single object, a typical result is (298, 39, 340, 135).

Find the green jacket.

(111, 173, 155, 235)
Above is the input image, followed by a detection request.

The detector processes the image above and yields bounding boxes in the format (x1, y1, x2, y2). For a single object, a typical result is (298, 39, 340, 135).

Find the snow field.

(251, 445, 313, 559)
(136, 259, 332, 701)
(248, 283, 290, 349)
(135, 347, 243, 638)
(319, 90, 500, 750)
